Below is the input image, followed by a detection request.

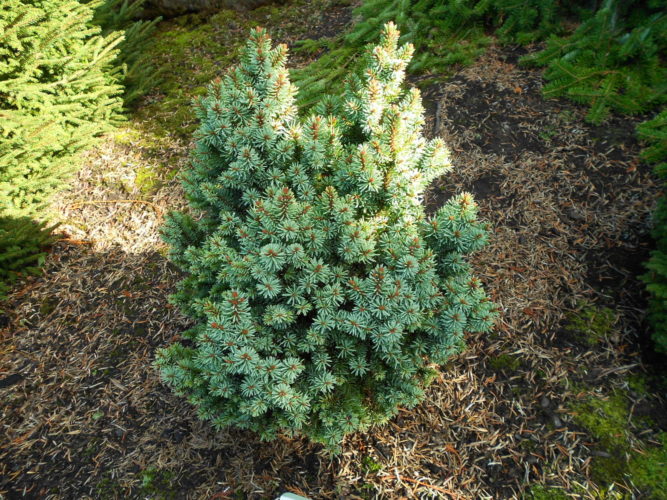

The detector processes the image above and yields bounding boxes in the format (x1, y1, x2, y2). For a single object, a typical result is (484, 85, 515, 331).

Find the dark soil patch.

(298, 0, 353, 41)
(440, 75, 549, 158)
(585, 239, 652, 301)
(498, 44, 532, 65)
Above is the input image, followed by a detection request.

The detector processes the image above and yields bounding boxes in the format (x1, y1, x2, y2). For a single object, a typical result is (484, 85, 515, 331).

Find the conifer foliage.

(293, 0, 576, 108)
(522, 0, 667, 124)
(0, 0, 125, 217)
(94, 0, 161, 106)
(640, 110, 667, 354)
(0, 216, 55, 301)
(158, 24, 496, 448)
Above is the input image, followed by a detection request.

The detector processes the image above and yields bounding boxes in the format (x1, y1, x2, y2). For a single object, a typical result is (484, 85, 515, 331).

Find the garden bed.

(1, 2, 665, 498)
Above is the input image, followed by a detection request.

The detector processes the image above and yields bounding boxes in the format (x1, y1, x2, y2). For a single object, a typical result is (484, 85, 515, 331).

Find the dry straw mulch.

(1, 42, 665, 499)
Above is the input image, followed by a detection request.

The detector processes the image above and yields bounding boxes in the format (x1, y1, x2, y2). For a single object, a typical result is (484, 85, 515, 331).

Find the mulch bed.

(1, 16, 665, 500)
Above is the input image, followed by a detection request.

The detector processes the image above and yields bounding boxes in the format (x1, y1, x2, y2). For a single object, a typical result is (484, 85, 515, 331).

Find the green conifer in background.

(522, 0, 667, 124)
(295, 0, 666, 125)
(640, 110, 667, 353)
(94, 0, 161, 106)
(0, 0, 125, 218)
(293, 0, 577, 108)
(157, 24, 496, 449)
(1, 0, 159, 301)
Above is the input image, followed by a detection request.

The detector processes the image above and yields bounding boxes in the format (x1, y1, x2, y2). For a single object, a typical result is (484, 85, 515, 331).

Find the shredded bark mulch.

(1, 33, 665, 500)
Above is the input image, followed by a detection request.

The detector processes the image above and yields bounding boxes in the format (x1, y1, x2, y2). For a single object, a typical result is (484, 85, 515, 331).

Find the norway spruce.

(157, 24, 496, 449)
(0, 0, 124, 217)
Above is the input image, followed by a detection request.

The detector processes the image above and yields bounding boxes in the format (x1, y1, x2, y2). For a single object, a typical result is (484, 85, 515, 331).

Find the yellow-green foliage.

(571, 391, 629, 448)
(527, 485, 570, 500)
(570, 387, 666, 497)
(0, 0, 124, 217)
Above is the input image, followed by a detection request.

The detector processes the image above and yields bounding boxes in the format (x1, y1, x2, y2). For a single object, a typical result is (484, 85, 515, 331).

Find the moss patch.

(564, 303, 617, 346)
(139, 467, 177, 499)
(571, 390, 633, 486)
(526, 485, 570, 500)
(628, 374, 650, 396)
(569, 387, 666, 497)
(39, 297, 57, 316)
(133, 0, 342, 139)
(95, 475, 125, 499)
(488, 353, 522, 372)
(628, 433, 667, 499)
(110, 0, 345, 205)
(571, 391, 629, 450)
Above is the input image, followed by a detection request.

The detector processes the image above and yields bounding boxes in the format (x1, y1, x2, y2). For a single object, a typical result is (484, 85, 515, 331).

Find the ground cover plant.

(1, 0, 666, 497)
(158, 23, 495, 449)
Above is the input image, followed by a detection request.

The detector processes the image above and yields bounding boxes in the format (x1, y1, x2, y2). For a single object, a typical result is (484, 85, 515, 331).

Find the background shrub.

(0, 0, 158, 300)
(522, 0, 667, 124)
(292, 0, 585, 108)
(293, 0, 666, 124)
(640, 110, 667, 354)
(0, 0, 125, 217)
(94, 0, 162, 106)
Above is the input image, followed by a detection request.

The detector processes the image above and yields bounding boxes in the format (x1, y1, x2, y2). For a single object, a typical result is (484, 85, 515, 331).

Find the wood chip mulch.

(1, 41, 665, 499)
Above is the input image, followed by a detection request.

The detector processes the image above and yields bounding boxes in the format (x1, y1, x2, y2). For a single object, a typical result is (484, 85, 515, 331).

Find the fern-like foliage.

(157, 24, 496, 449)
(639, 110, 667, 177)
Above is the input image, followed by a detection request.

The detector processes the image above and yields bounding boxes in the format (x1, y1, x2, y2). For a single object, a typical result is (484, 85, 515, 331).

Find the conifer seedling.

(157, 23, 496, 450)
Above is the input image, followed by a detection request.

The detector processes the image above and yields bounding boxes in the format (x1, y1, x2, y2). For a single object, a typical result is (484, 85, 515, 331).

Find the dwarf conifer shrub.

(157, 24, 496, 449)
